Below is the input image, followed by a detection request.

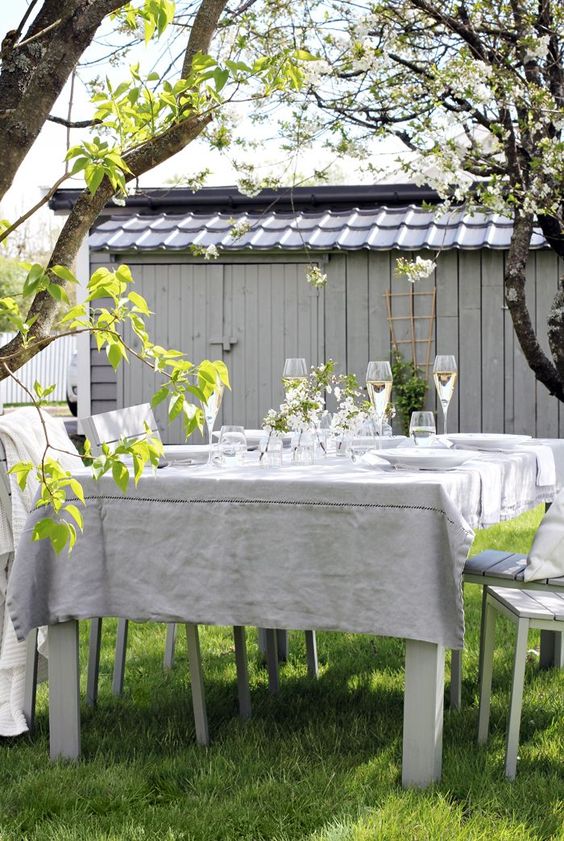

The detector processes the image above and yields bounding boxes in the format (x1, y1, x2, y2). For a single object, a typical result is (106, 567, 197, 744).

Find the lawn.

(1, 506, 563, 841)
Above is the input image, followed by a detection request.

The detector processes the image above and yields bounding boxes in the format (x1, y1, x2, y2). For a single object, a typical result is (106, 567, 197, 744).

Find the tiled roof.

(89, 205, 547, 252)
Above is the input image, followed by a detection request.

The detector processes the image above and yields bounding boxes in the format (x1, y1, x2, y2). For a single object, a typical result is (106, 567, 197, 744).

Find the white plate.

(368, 435, 408, 449)
(213, 429, 292, 448)
(374, 447, 477, 471)
(446, 433, 531, 451)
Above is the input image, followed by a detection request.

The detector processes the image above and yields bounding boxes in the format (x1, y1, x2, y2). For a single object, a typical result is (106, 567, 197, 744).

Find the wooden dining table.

(7, 439, 563, 787)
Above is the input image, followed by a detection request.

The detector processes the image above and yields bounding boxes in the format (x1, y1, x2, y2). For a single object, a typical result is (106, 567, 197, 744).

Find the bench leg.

(539, 630, 564, 669)
(86, 618, 102, 707)
(163, 623, 177, 670)
(305, 630, 318, 678)
(478, 599, 496, 744)
(477, 587, 489, 699)
(23, 628, 39, 729)
(505, 618, 529, 779)
(402, 639, 444, 787)
(450, 649, 462, 710)
(48, 621, 80, 761)
(258, 627, 288, 663)
(185, 623, 209, 746)
(233, 626, 252, 720)
(265, 629, 280, 694)
(112, 618, 128, 696)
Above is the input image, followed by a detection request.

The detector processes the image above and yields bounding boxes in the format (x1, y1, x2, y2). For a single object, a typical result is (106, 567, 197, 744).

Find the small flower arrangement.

(395, 256, 436, 283)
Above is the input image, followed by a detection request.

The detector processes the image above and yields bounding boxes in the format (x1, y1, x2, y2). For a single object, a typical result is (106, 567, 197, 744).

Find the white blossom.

(204, 244, 219, 260)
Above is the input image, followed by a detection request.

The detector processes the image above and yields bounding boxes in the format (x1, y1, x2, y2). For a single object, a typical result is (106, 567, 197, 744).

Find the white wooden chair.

(0, 438, 41, 730)
(478, 586, 564, 778)
(81, 404, 181, 702)
(81, 404, 252, 726)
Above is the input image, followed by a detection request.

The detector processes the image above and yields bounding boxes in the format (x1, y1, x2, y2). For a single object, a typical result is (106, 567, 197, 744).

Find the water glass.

(259, 432, 283, 468)
(292, 431, 315, 465)
(409, 411, 436, 447)
(216, 425, 247, 466)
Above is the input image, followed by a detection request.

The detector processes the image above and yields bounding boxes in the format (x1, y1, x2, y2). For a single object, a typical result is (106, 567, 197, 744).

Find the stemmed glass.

(202, 381, 225, 465)
(433, 355, 457, 435)
(365, 360, 393, 440)
(282, 358, 307, 392)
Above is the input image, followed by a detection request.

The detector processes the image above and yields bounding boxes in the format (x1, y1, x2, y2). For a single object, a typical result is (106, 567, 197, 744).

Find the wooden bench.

(478, 586, 564, 778)
(450, 549, 564, 709)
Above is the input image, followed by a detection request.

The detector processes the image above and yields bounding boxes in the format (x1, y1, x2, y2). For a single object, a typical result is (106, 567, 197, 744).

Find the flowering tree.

(0, 0, 310, 548)
(241, 0, 564, 399)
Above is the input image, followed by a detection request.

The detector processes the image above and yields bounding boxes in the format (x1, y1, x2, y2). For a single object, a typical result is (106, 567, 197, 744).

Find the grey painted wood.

(185, 623, 209, 746)
(457, 253, 482, 432)
(86, 618, 102, 707)
(163, 623, 177, 670)
(435, 251, 459, 431)
(23, 628, 38, 729)
(481, 252, 505, 432)
(48, 621, 80, 761)
(91, 249, 563, 436)
(233, 625, 252, 720)
(402, 639, 444, 787)
(112, 618, 128, 696)
(539, 629, 564, 668)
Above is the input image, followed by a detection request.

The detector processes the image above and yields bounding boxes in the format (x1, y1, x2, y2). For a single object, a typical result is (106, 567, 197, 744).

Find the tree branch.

(47, 115, 101, 129)
(182, 0, 229, 77)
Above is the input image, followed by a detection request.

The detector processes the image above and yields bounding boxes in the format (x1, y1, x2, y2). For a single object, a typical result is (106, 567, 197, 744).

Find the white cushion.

(525, 488, 564, 581)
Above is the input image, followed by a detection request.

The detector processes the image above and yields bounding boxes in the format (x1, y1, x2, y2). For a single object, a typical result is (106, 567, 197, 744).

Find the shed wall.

(88, 249, 563, 441)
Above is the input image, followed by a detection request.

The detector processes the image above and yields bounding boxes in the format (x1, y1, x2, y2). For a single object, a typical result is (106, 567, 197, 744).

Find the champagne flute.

(433, 355, 457, 435)
(366, 360, 393, 440)
(202, 382, 225, 465)
(282, 357, 307, 392)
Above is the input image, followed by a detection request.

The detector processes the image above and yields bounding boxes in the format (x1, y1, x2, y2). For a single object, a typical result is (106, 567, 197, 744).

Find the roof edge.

(50, 184, 443, 215)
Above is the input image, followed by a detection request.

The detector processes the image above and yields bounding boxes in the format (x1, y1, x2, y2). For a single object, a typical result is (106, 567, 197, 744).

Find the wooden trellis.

(385, 287, 436, 378)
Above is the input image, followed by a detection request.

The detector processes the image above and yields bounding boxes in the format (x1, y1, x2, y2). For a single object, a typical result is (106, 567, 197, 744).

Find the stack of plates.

(373, 448, 477, 471)
(446, 433, 531, 451)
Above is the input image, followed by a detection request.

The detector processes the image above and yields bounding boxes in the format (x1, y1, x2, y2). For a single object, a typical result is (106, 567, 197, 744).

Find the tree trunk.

(0, 0, 128, 203)
(504, 212, 564, 401)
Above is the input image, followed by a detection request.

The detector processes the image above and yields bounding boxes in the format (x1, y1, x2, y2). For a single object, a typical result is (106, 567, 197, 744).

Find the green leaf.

(127, 290, 150, 314)
(151, 385, 169, 408)
(69, 478, 85, 503)
(64, 503, 84, 531)
(112, 461, 130, 493)
(213, 67, 230, 92)
(51, 265, 79, 285)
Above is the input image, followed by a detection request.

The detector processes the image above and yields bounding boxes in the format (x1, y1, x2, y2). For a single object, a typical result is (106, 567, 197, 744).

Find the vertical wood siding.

(0, 332, 76, 404)
(89, 249, 562, 442)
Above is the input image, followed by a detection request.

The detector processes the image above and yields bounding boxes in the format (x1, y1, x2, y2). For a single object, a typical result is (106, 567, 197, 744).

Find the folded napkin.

(517, 443, 556, 488)
(525, 487, 564, 581)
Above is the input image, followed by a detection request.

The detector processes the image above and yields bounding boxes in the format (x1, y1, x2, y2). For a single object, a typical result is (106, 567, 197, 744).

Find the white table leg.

(305, 630, 318, 678)
(539, 630, 564, 669)
(48, 621, 80, 761)
(185, 623, 209, 746)
(86, 618, 102, 707)
(505, 618, 529, 779)
(402, 639, 444, 787)
(265, 629, 280, 694)
(233, 625, 252, 720)
(450, 649, 462, 710)
(112, 618, 128, 696)
(163, 623, 177, 670)
(23, 628, 38, 729)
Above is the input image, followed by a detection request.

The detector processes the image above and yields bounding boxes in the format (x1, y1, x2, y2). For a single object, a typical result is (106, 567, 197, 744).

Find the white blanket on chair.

(0, 408, 78, 736)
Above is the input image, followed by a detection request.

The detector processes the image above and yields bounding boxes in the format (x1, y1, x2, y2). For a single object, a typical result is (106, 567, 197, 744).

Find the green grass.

(2, 506, 563, 840)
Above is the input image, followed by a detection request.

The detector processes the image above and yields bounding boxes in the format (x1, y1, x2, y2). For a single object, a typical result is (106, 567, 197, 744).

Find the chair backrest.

(81, 404, 161, 455)
(0, 438, 12, 531)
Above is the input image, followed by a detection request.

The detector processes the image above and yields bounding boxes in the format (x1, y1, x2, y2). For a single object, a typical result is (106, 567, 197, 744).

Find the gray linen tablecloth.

(6, 449, 555, 651)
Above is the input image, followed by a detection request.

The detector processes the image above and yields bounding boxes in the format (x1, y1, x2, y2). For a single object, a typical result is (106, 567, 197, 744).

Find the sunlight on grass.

(0, 506, 562, 840)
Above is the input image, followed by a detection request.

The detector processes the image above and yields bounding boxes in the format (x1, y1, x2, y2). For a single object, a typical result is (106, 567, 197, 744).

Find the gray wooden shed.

(51, 185, 563, 443)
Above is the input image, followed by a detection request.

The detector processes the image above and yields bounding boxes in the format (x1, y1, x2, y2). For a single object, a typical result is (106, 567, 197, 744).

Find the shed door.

(118, 262, 323, 444)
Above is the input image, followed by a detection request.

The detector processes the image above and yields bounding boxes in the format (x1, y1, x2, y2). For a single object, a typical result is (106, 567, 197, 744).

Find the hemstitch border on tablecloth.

(70, 494, 474, 538)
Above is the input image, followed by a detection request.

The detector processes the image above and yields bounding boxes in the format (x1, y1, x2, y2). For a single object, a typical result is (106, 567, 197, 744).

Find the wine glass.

(366, 360, 393, 439)
(202, 382, 225, 465)
(433, 355, 457, 435)
(409, 411, 436, 447)
(282, 358, 307, 392)
(217, 425, 247, 466)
